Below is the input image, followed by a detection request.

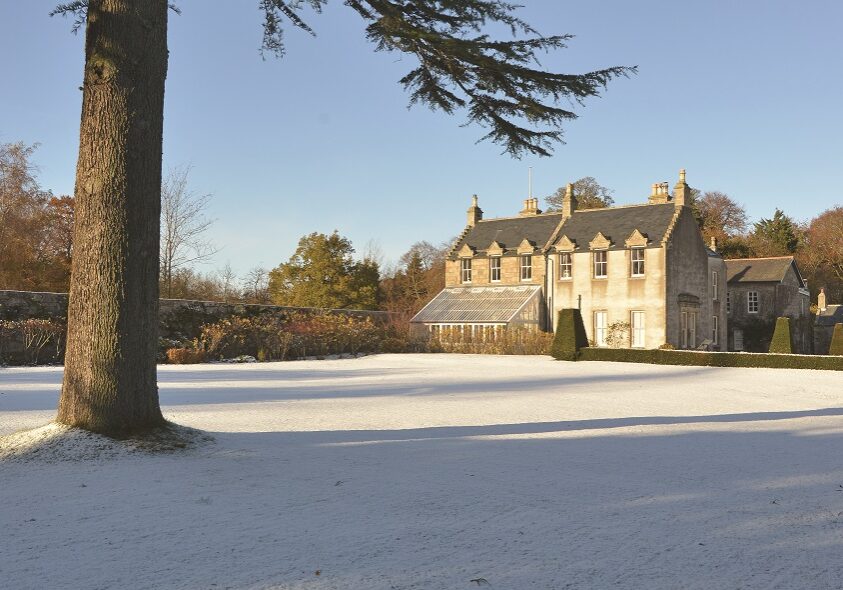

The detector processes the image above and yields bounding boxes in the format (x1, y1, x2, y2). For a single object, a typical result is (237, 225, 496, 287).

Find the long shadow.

(0, 365, 718, 411)
(204, 406, 843, 446)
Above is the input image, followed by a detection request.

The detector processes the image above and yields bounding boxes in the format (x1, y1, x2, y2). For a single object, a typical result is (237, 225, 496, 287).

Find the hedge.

(830, 323, 843, 356)
(577, 347, 843, 371)
(550, 309, 589, 361)
(768, 317, 793, 354)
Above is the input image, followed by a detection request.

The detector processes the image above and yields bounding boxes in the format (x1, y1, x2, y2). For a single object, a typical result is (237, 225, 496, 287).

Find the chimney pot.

(819, 288, 827, 312)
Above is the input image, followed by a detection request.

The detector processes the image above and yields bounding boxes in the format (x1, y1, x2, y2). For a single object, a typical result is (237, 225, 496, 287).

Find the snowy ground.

(2, 354, 843, 590)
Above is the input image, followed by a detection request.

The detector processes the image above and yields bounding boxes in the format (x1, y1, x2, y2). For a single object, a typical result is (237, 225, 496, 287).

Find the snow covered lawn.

(2, 354, 843, 589)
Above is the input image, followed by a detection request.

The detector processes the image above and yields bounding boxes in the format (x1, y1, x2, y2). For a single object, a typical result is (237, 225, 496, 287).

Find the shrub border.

(577, 347, 843, 371)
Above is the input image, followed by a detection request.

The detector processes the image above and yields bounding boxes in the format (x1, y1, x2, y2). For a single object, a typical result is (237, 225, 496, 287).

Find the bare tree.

(242, 266, 271, 304)
(160, 166, 217, 297)
(217, 263, 238, 303)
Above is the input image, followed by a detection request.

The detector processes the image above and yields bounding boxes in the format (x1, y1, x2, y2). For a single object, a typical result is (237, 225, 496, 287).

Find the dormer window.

(630, 248, 645, 277)
(593, 250, 608, 278)
(520, 255, 532, 281)
(461, 258, 472, 283)
(559, 252, 572, 279)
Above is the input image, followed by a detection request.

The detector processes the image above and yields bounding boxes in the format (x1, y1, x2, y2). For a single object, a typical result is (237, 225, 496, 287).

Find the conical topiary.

(768, 317, 793, 354)
(829, 323, 843, 356)
(551, 308, 589, 361)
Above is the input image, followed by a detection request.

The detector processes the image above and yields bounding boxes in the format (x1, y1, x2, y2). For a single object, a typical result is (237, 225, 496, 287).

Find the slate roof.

(725, 257, 798, 284)
(451, 213, 563, 257)
(411, 285, 541, 323)
(816, 304, 843, 327)
(550, 203, 677, 251)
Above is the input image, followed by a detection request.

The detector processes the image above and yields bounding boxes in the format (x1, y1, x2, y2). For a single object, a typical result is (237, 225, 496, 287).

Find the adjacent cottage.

(413, 170, 727, 350)
(724, 256, 811, 353)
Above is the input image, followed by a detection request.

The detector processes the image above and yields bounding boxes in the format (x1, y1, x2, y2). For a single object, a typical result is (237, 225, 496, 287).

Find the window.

(490, 257, 501, 282)
(681, 311, 697, 349)
(594, 311, 608, 347)
(727, 291, 731, 314)
(559, 252, 572, 279)
(520, 255, 532, 281)
(747, 291, 759, 313)
(631, 311, 645, 348)
(630, 248, 645, 277)
(593, 250, 608, 278)
(712, 271, 719, 300)
(712, 315, 719, 345)
(460, 258, 472, 283)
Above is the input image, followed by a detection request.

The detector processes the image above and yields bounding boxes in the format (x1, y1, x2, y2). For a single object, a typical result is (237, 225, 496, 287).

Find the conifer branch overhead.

(261, 0, 636, 157)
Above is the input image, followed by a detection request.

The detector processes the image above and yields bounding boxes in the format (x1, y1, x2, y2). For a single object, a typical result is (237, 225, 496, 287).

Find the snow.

(2, 354, 843, 589)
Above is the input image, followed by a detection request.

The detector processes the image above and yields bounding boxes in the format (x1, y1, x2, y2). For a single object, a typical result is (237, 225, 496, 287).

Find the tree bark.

(57, 0, 168, 435)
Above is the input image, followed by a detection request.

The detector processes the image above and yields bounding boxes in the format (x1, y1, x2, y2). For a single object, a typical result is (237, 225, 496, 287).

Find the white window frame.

(593, 250, 608, 279)
(490, 257, 501, 282)
(594, 311, 608, 347)
(559, 252, 572, 280)
(747, 291, 759, 313)
(712, 315, 718, 345)
(630, 248, 645, 277)
(631, 311, 645, 348)
(712, 271, 719, 300)
(520, 255, 532, 281)
(460, 258, 472, 283)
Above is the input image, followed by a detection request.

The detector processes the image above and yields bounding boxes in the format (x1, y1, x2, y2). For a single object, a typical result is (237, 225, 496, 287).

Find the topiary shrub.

(768, 317, 793, 354)
(551, 309, 589, 361)
(830, 323, 843, 356)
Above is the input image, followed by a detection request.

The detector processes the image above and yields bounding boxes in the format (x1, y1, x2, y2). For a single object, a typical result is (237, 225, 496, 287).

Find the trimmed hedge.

(551, 309, 589, 361)
(578, 347, 843, 371)
(830, 323, 843, 356)
(768, 317, 793, 354)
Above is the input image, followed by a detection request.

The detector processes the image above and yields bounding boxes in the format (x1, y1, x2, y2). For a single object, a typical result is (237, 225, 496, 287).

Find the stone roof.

(725, 257, 799, 284)
(816, 304, 843, 327)
(451, 213, 563, 257)
(451, 202, 680, 257)
(410, 285, 541, 323)
(549, 203, 677, 251)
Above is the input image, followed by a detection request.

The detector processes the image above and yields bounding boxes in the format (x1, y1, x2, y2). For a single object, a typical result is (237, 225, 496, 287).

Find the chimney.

(466, 194, 483, 227)
(648, 182, 670, 204)
(519, 197, 541, 216)
(562, 183, 577, 218)
(673, 168, 691, 208)
(819, 288, 827, 312)
(710, 236, 717, 252)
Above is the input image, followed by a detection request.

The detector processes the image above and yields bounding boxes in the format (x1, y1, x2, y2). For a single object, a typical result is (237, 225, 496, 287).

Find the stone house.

(813, 288, 842, 354)
(724, 256, 812, 353)
(412, 170, 728, 350)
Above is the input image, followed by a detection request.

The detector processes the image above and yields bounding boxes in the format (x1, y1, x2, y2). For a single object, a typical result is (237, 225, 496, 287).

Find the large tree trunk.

(57, 0, 169, 435)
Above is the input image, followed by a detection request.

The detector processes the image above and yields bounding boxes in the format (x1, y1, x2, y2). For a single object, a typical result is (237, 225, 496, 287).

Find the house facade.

(724, 256, 812, 353)
(412, 170, 727, 350)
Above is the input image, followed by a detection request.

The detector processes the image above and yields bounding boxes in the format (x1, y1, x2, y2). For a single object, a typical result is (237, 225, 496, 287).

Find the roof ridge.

(726, 256, 794, 262)
(571, 202, 666, 213)
(477, 211, 564, 223)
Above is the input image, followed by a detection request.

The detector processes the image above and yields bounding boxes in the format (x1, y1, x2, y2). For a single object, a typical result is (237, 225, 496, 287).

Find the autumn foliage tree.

(545, 177, 614, 211)
(0, 142, 74, 292)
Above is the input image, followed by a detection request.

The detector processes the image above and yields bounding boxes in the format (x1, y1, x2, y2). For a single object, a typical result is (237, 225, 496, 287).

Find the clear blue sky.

(3, 1, 842, 275)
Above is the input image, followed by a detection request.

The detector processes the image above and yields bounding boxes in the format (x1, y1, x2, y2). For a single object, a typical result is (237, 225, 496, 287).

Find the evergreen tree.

(268, 231, 380, 310)
(750, 209, 800, 256)
(51, 1, 634, 435)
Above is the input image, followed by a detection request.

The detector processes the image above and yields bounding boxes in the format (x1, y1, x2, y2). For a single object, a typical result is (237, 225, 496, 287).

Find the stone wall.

(0, 290, 389, 359)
